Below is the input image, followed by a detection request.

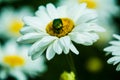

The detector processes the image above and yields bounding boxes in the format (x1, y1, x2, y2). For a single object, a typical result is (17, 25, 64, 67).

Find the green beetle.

(53, 19, 63, 34)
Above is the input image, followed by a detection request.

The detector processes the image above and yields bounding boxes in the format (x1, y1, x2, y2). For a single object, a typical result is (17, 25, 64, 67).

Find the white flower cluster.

(0, 6, 47, 80)
(0, 1, 119, 80)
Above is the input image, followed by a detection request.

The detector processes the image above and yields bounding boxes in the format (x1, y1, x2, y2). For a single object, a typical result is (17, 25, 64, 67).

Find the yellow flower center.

(79, 0, 97, 9)
(9, 19, 24, 36)
(46, 18, 74, 38)
(3, 55, 25, 67)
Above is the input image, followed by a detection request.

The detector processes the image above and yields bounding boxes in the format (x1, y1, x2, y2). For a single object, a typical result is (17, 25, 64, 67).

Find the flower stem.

(66, 52, 77, 79)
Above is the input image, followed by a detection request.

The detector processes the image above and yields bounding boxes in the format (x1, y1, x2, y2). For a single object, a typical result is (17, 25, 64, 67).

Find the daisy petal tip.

(46, 57, 52, 60)
(113, 34, 118, 36)
(72, 50, 79, 55)
(57, 52, 62, 55)
(64, 51, 69, 54)
(46, 53, 55, 60)
(113, 34, 119, 38)
(75, 52, 79, 55)
(103, 48, 108, 52)
(47, 3, 54, 6)
(116, 69, 119, 71)
(107, 60, 111, 64)
(46, 3, 54, 9)
(116, 67, 120, 71)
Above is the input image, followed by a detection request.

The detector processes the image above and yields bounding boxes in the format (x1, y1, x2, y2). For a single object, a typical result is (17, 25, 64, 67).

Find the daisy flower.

(17, 3, 105, 60)
(57, 0, 118, 17)
(0, 41, 47, 80)
(104, 34, 120, 71)
(57, 0, 118, 48)
(0, 6, 33, 39)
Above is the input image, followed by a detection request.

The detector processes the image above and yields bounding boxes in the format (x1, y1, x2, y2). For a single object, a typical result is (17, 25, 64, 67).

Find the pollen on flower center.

(9, 19, 24, 35)
(46, 18, 74, 38)
(79, 0, 97, 9)
(3, 55, 25, 67)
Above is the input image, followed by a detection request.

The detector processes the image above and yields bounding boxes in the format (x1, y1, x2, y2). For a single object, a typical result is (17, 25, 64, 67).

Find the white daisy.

(56, 0, 118, 48)
(0, 6, 33, 39)
(57, 0, 118, 17)
(17, 3, 105, 60)
(0, 41, 47, 80)
(104, 34, 120, 71)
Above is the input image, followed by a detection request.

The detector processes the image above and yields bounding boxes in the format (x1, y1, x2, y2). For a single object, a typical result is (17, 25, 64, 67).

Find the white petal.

(53, 39, 62, 55)
(73, 23, 87, 32)
(17, 33, 44, 43)
(116, 64, 120, 71)
(104, 46, 120, 52)
(46, 3, 58, 19)
(84, 32, 99, 42)
(67, 3, 86, 22)
(113, 60, 120, 65)
(70, 32, 99, 46)
(60, 36, 71, 54)
(109, 41, 120, 46)
(20, 26, 38, 35)
(23, 16, 44, 29)
(73, 23, 105, 34)
(87, 24, 105, 32)
(70, 43, 79, 55)
(107, 56, 120, 64)
(31, 47, 47, 60)
(35, 5, 51, 24)
(69, 32, 85, 44)
(113, 34, 120, 40)
(57, 6, 67, 18)
(28, 36, 56, 56)
(76, 10, 97, 25)
(46, 44, 56, 60)
(112, 50, 120, 55)
(74, 3, 87, 21)
(10, 70, 27, 80)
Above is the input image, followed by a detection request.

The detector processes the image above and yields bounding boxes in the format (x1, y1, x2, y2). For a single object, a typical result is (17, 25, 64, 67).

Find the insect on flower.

(53, 18, 63, 34)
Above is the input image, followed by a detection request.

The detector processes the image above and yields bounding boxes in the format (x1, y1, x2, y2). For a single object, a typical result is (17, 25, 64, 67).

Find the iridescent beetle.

(53, 18, 63, 34)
